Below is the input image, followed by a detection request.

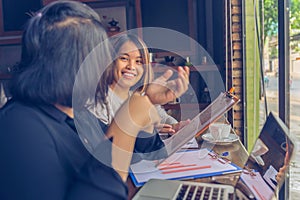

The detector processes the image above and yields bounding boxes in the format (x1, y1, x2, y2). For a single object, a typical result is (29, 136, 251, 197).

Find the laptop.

(132, 112, 295, 200)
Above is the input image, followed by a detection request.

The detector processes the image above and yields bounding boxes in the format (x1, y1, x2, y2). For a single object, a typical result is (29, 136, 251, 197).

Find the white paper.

(181, 137, 199, 149)
(130, 149, 240, 186)
(241, 171, 274, 200)
(263, 165, 278, 189)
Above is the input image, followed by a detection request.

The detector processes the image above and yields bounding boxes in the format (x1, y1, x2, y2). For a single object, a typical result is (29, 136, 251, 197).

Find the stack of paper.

(130, 148, 242, 187)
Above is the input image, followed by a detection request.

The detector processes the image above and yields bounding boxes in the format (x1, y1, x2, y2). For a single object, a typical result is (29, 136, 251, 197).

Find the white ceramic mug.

(209, 122, 231, 140)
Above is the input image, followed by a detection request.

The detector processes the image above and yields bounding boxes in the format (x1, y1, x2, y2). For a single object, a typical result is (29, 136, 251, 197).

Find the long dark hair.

(11, 0, 109, 107)
(96, 34, 153, 106)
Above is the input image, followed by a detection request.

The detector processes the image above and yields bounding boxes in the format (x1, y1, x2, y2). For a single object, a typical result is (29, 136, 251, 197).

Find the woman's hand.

(275, 150, 290, 183)
(275, 165, 287, 183)
(155, 119, 190, 135)
(171, 119, 190, 133)
(155, 123, 175, 134)
(146, 66, 190, 105)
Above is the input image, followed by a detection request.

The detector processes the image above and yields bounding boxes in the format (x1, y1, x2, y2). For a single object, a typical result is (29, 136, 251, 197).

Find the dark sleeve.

(132, 130, 167, 163)
(67, 157, 127, 200)
(98, 120, 167, 164)
(67, 111, 128, 200)
(0, 107, 69, 200)
(0, 104, 128, 200)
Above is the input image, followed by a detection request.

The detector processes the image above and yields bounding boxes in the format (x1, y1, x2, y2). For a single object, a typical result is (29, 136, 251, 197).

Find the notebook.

(132, 112, 295, 200)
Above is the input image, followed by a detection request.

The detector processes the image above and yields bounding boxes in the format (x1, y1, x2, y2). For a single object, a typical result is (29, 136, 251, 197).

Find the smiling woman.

(110, 40, 145, 95)
(87, 33, 190, 163)
(87, 33, 168, 163)
(91, 33, 153, 125)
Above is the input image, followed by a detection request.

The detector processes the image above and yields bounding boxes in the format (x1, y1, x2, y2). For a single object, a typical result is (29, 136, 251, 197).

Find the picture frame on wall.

(45, 0, 130, 34)
(92, 6, 127, 37)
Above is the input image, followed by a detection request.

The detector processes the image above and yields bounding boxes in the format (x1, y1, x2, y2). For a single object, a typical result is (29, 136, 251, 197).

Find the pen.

(208, 152, 231, 164)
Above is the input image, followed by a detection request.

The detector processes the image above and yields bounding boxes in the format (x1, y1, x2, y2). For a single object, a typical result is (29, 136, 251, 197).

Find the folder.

(130, 149, 242, 187)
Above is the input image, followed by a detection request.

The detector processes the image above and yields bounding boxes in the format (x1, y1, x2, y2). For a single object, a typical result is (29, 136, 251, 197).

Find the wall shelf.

(152, 65, 219, 73)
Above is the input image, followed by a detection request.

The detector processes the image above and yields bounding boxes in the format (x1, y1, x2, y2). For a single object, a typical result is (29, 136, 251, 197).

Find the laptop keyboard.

(176, 184, 227, 200)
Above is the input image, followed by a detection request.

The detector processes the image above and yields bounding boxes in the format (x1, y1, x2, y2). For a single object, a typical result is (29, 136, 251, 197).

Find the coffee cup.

(209, 122, 231, 140)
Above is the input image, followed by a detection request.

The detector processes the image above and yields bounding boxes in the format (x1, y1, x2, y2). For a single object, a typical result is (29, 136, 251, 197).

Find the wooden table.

(127, 136, 249, 200)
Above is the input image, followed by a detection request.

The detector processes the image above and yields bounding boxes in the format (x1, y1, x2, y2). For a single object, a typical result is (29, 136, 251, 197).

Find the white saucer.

(202, 133, 239, 145)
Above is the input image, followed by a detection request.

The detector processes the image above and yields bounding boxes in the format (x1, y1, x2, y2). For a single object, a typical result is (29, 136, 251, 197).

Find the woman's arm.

(107, 67, 189, 181)
(107, 94, 160, 181)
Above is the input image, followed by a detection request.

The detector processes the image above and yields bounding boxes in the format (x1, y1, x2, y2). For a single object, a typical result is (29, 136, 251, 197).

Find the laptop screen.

(236, 112, 295, 200)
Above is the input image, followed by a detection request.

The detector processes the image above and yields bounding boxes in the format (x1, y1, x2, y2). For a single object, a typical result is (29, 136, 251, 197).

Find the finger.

(173, 77, 187, 97)
(168, 130, 176, 135)
(183, 66, 190, 79)
(178, 66, 190, 82)
(155, 124, 164, 129)
(176, 69, 189, 90)
(178, 120, 190, 129)
(183, 119, 191, 125)
(158, 127, 175, 134)
(154, 69, 173, 84)
(162, 124, 173, 128)
(179, 73, 189, 94)
(178, 68, 190, 88)
(156, 123, 172, 129)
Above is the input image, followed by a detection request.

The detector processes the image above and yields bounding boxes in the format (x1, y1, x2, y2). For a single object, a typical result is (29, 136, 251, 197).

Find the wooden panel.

(135, 0, 197, 55)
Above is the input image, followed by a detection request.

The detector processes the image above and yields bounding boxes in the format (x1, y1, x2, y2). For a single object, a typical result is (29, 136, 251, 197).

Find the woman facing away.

(91, 33, 190, 135)
(0, 1, 189, 200)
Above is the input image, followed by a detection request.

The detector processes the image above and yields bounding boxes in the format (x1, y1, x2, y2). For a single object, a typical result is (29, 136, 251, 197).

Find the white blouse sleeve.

(155, 105, 178, 124)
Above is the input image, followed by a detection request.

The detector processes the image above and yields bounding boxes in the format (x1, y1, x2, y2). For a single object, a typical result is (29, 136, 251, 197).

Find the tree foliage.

(263, 0, 278, 39)
(264, 0, 300, 53)
(263, 0, 300, 37)
(290, 0, 300, 31)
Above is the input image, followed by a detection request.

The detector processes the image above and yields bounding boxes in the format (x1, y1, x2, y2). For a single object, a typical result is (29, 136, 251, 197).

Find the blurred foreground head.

(12, 0, 110, 107)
